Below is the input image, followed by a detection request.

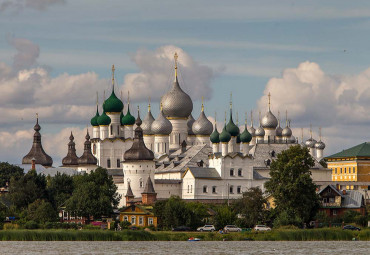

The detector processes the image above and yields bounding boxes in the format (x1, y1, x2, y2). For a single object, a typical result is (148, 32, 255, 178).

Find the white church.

(22, 53, 330, 207)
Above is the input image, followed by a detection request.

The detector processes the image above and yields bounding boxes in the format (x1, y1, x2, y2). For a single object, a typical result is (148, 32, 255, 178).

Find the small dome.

(91, 106, 100, 127)
(104, 89, 123, 113)
(226, 111, 240, 137)
(240, 126, 252, 143)
(261, 110, 278, 129)
(289, 135, 296, 143)
(160, 77, 193, 118)
(210, 124, 220, 143)
(219, 124, 231, 143)
(122, 105, 136, 126)
(315, 140, 326, 150)
(192, 109, 213, 136)
(255, 126, 265, 137)
(249, 126, 256, 137)
(152, 108, 173, 135)
(187, 114, 195, 135)
(78, 130, 97, 165)
(142, 106, 155, 135)
(97, 110, 111, 126)
(305, 138, 317, 148)
(276, 126, 283, 137)
(282, 126, 292, 137)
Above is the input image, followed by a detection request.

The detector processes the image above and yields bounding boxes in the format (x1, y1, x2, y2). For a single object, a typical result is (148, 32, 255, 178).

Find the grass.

(0, 228, 369, 241)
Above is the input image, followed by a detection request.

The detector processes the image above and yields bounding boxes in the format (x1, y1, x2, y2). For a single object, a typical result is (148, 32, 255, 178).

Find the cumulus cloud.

(0, 0, 65, 12)
(257, 61, 370, 154)
(120, 45, 218, 102)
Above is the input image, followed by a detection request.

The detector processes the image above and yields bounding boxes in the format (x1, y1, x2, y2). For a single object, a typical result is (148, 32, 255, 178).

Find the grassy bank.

(0, 228, 369, 241)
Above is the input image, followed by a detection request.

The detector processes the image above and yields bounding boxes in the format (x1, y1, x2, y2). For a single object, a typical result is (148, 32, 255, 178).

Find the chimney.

(31, 158, 36, 171)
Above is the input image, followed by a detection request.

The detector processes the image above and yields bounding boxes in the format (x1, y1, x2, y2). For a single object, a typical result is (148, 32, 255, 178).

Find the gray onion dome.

(255, 126, 265, 137)
(192, 105, 213, 136)
(289, 135, 296, 143)
(187, 114, 195, 135)
(305, 138, 317, 148)
(151, 106, 173, 135)
(315, 140, 325, 149)
(282, 126, 292, 137)
(160, 75, 193, 118)
(142, 104, 155, 135)
(249, 126, 256, 137)
(261, 110, 278, 129)
(276, 115, 283, 137)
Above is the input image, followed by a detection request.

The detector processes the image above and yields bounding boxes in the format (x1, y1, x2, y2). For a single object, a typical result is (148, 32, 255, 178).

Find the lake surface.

(0, 241, 369, 254)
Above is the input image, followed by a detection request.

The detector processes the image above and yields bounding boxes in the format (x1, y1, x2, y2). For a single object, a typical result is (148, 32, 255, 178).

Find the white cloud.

(120, 45, 219, 102)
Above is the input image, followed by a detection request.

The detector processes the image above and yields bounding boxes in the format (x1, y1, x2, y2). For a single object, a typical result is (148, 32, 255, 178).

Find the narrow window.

(344, 168, 347, 174)
(340, 168, 342, 174)
(238, 169, 242, 176)
(212, 186, 216, 193)
(203, 185, 207, 193)
(117, 159, 120, 168)
(187, 185, 189, 193)
(139, 216, 144, 225)
(131, 216, 136, 225)
(230, 168, 234, 176)
(107, 159, 111, 168)
(237, 186, 241, 194)
(93, 144, 96, 154)
(110, 125, 113, 135)
(140, 178, 143, 188)
(229, 185, 234, 194)
(117, 126, 119, 136)
(123, 216, 128, 221)
(148, 217, 153, 225)
(191, 185, 193, 193)
(353, 167, 356, 173)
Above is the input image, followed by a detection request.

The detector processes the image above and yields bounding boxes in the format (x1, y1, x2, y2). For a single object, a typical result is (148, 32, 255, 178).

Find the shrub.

(120, 221, 131, 229)
(3, 223, 20, 230)
(24, 220, 39, 229)
(83, 224, 101, 230)
(148, 224, 157, 231)
(354, 215, 367, 227)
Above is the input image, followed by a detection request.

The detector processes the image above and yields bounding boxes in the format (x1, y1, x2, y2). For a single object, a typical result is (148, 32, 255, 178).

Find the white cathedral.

(22, 53, 330, 207)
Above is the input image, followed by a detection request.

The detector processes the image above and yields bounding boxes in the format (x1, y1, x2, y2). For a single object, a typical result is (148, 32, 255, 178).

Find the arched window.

(238, 168, 242, 177)
(110, 125, 113, 135)
(203, 185, 208, 193)
(93, 144, 96, 154)
(117, 126, 120, 136)
(139, 178, 143, 188)
(117, 159, 120, 168)
(107, 159, 111, 168)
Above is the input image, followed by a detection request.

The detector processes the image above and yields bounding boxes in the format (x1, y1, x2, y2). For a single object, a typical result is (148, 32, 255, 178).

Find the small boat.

(188, 237, 201, 241)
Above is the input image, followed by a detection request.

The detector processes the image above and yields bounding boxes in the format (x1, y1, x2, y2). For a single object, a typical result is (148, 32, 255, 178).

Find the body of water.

(0, 241, 369, 254)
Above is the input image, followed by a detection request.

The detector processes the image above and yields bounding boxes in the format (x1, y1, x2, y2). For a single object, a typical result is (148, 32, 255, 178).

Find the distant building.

(326, 142, 370, 188)
(318, 185, 366, 217)
(119, 204, 157, 228)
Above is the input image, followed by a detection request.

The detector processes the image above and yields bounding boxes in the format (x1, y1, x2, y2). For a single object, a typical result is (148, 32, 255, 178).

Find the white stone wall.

(169, 119, 187, 150)
(154, 135, 169, 154)
(143, 135, 155, 152)
(93, 139, 133, 169)
(155, 183, 182, 198)
(107, 113, 121, 138)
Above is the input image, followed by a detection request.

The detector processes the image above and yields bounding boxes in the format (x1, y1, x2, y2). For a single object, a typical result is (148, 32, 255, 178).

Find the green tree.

(47, 172, 74, 209)
(213, 205, 236, 230)
(0, 162, 24, 187)
(233, 187, 267, 227)
(8, 169, 47, 210)
(162, 196, 189, 229)
(27, 199, 58, 223)
(265, 145, 320, 227)
(65, 167, 120, 220)
(185, 202, 209, 229)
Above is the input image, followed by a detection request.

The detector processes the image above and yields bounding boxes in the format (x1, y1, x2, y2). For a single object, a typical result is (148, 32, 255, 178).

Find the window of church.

(212, 186, 216, 193)
(203, 186, 208, 193)
(107, 159, 111, 168)
(110, 125, 113, 135)
(93, 144, 96, 154)
(238, 169, 242, 176)
(237, 186, 241, 194)
(148, 217, 153, 225)
(230, 169, 234, 176)
(229, 185, 234, 194)
(117, 126, 119, 135)
(117, 159, 120, 168)
(140, 178, 143, 188)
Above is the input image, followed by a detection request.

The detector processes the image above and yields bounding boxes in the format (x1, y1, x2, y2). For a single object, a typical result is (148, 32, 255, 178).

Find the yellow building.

(326, 142, 370, 189)
(119, 204, 158, 228)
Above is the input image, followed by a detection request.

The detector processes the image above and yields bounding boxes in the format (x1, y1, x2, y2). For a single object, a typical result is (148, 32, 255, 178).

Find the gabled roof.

(183, 167, 221, 179)
(120, 204, 154, 215)
(318, 184, 344, 197)
(326, 142, 370, 159)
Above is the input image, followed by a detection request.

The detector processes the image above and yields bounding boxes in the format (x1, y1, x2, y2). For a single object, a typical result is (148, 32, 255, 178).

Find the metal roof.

(326, 142, 370, 159)
(185, 167, 221, 179)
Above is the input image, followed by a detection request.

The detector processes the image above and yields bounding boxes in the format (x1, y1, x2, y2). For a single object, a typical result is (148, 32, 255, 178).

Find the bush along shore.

(0, 228, 369, 241)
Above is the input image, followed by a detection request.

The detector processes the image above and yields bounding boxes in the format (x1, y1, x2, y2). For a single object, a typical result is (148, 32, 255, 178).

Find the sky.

(1, 0, 370, 166)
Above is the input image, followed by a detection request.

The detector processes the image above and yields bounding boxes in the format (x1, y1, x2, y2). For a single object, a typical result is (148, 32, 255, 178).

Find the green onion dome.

(90, 106, 100, 127)
(120, 111, 124, 125)
(240, 125, 252, 143)
(236, 134, 241, 144)
(210, 124, 220, 143)
(97, 110, 111, 125)
(226, 110, 240, 137)
(122, 105, 135, 125)
(219, 124, 231, 143)
(104, 90, 124, 113)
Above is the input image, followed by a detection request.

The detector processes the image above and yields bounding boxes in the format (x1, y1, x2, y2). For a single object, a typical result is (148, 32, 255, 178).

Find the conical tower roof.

(142, 176, 156, 194)
(125, 182, 134, 197)
(62, 131, 79, 166)
(22, 115, 53, 167)
(78, 129, 97, 165)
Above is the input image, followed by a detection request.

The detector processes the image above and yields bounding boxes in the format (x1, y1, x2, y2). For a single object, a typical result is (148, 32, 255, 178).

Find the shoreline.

(0, 228, 369, 241)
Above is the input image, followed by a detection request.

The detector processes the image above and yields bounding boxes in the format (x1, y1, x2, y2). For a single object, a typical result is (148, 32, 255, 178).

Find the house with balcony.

(318, 185, 365, 217)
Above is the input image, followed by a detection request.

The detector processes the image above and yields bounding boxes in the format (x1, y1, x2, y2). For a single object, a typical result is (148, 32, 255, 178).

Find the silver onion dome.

(289, 135, 296, 143)
(142, 105, 155, 135)
(305, 138, 317, 148)
(261, 110, 278, 129)
(187, 114, 195, 135)
(151, 107, 173, 135)
(282, 126, 292, 137)
(276, 126, 283, 137)
(315, 140, 326, 150)
(192, 107, 213, 136)
(255, 126, 265, 137)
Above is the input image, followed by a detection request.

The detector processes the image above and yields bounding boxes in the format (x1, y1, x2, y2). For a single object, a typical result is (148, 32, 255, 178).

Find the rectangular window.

(212, 186, 216, 193)
(117, 126, 120, 136)
(107, 159, 111, 168)
(335, 168, 337, 174)
(139, 216, 144, 225)
(237, 186, 241, 194)
(348, 167, 351, 174)
(229, 185, 234, 194)
(230, 168, 234, 176)
(117, 159, 120, 168)
(110, 125, 113, 135)
(238, 169, 242, 176)
(203, 186, 207, 193)
(187, 185, 189, 194)
(131, 216, 136, 225)
(148, 217, 153, 225)
(340, 168, 342, 174)
(353, 167, 356, 173)
(344, 168, 346, 174)
(123, 216, 128, 221)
